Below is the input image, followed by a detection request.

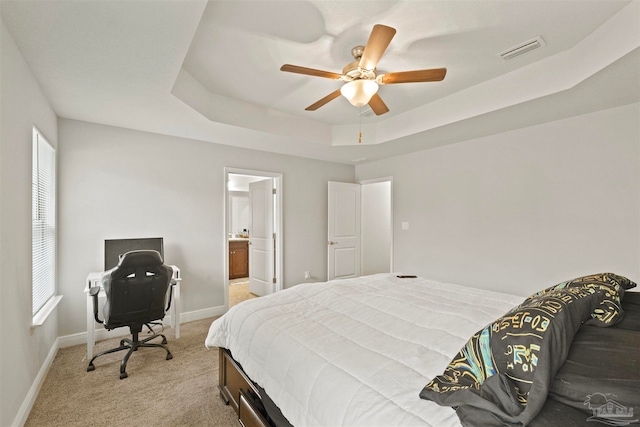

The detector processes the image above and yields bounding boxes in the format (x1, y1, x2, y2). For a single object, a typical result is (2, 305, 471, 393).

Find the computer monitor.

(104, 237, 164, 270)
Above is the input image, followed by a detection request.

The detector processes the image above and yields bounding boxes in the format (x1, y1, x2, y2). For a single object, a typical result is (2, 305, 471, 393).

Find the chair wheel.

(166, 353, 173, 360)
(87, 364, 95, 372)
(120, 372, 128, 379)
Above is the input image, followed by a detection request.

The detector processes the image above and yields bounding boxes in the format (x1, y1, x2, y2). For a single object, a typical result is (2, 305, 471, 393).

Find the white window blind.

(32, 127, 56, 316)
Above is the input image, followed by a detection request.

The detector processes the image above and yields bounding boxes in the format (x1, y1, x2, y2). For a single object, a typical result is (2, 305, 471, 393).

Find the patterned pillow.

(519, 272, 634, 327)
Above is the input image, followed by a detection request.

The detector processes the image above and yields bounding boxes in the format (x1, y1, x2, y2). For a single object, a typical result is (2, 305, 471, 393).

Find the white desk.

(85, 265, 181, 359)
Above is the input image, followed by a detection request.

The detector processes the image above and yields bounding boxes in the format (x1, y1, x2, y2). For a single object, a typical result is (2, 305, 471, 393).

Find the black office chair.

(87, 250, 174, 379)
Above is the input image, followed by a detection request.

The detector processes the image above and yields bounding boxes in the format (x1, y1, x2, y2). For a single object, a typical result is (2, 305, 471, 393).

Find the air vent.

(497, 36, 546, 61)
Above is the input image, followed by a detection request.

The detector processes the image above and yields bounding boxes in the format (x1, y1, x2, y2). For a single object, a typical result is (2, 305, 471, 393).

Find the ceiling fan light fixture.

(340, 79, 378, 107)
(281, 24, 444, 115)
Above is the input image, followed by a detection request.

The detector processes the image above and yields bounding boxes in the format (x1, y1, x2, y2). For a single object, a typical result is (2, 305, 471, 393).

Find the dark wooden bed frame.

(219, 347, 272, 427)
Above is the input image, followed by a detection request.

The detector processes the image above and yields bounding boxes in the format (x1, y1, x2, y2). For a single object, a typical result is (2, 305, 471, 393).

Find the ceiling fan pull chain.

(359, 107, 362, 143)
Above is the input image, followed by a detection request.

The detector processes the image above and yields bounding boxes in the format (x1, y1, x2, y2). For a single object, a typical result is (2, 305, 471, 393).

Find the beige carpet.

(25, 317, 238, 427)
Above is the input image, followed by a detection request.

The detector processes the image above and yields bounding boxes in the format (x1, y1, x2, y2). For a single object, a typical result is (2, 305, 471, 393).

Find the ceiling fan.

(280, 24, 447, 116)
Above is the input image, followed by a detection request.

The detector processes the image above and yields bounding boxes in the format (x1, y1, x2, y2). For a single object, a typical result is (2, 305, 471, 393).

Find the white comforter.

(206, 274, 523, 427)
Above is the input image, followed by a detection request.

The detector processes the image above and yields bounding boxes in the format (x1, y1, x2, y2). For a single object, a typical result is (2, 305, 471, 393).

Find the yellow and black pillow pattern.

(419, 273, 636, 427)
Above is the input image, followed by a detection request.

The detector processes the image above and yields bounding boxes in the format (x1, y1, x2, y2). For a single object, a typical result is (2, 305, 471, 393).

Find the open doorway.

(224, 168, 283, 309)
(361, 179, 393, 275)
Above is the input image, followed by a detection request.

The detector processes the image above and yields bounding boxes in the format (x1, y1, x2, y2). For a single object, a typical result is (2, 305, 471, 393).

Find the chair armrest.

(89, 286, 104, 324)
(165, 279, 176, 312)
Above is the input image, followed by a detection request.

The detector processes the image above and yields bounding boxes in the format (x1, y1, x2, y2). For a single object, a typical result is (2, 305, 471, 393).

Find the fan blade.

(305, 89, 342, 111)
(358, 24, 396, 71)
(280, 64, 342, 80)
(368, 93, 389, 115)
(379, 68, 447, 84)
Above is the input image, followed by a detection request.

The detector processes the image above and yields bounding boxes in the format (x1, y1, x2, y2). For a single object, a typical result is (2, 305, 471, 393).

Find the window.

(32, 127, 57, 319)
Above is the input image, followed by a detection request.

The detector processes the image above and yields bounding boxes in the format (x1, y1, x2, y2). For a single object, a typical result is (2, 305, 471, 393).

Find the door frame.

(224, 167, 283, 309)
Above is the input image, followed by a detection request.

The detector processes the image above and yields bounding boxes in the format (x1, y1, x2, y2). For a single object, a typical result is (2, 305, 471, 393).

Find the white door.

(249, 178, 274, 296)
(328, 182, 361, 280)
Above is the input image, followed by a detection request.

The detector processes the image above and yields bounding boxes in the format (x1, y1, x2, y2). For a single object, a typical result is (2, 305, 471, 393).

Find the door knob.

(328, 241, 338, 245)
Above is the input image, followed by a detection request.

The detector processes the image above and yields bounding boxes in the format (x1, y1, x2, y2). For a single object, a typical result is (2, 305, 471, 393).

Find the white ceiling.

(1, 0, 639, 164)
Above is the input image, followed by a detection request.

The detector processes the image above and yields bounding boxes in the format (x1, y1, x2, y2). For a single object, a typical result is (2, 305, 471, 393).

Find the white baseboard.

(57, 305, 226, 349)
(17, 305, 227, 426)
(177, 305, 226, 324)
(13, 337, 59, 427)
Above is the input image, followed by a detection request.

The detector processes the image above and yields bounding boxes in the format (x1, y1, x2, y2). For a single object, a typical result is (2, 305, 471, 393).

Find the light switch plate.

(401, 222, 409, 230)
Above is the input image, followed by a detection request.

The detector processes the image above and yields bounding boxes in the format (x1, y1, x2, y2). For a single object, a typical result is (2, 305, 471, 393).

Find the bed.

(205, 273, 639, 427)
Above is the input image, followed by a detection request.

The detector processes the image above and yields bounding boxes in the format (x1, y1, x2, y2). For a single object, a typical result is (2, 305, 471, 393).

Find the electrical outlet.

(402, 222, 409, 230)
(305, 271, 311, 279)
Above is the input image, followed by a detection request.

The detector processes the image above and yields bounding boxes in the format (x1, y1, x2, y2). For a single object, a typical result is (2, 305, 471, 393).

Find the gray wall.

(357, 103, 640, 297)
(57, 118, 355, 336)
(0, 20, 59, 427)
